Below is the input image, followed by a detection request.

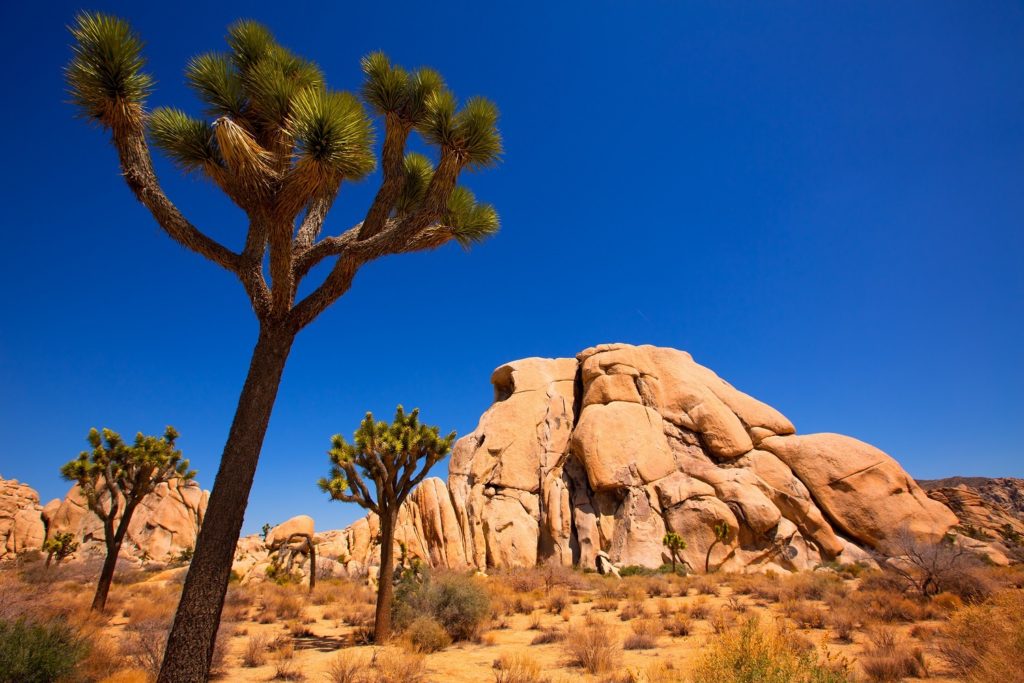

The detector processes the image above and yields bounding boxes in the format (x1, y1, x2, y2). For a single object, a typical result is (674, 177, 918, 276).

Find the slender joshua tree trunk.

(93, 500, 138, 611)
(158, 326, 294, 683)
(374, 507, 398, 642)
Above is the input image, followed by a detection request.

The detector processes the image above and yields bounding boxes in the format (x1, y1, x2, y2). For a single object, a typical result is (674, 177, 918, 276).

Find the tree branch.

(358, 114, 410, 240)
(111, 123, 241, 273)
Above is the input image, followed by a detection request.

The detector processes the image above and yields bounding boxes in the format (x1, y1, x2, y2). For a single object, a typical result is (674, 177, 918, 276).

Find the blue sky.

(0, 2, 1021, 534)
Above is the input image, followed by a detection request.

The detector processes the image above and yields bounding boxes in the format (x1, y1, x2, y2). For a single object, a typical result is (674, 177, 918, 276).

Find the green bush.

(405, 616, 452, 652)
(0, 618, 90, 683)
(692, 616, 854, 683)
(395, 572, 490, 641)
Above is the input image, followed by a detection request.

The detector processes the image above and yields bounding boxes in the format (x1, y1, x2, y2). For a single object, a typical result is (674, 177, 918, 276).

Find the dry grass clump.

(828, 607, 858, 643)
(271, 659, 304, 681)
(709, 606, 737, 634)
(939, 589, 1024, 682)
(242, 633, 270, 667)
(546, 587, 570, 614)
(404, 615, 452, 653)
(564, 615, 620, 674)
(618, 597, 647, 621)
(258, 584, 306, 622)
(530, 626, 565, 645)
(785, 600, 827, 629)
(688, 596, 711, 619)
(860, 627, 927, 682)
(664, 609, 693, 637)
(492, 652, 553, 683)
(692, 616, 855, 683)
(623, 617, 661, 650)
(323, 648, 426, 683)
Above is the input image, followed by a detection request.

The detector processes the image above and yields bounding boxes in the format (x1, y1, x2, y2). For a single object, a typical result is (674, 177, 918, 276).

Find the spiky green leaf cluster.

(290, 90, 376, 179)
(319, 406, 455, 505)
(60, 426, 194, 517)
(149, 108, 220, 171)
(420, 94, 502, 168)
(361, 52, 444, 125)
(663, 532, 687, 551)
(66, 12, 153, 129)
(444, 186, 500, 246)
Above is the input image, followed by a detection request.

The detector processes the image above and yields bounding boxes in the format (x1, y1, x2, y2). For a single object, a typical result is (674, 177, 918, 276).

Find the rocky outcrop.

(41, 478, 208, 562)
(0, 478, 46, 559)
(330, 344, 967, 575)
(919, 478, 1024, 561)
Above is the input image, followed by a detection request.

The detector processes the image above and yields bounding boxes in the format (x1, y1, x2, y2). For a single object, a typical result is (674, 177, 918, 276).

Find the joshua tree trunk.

(93, 500, 138, 611)
(374, 507, 398, 642)
(705, 541, 719, 574)
(158, 326, 294, 682)
(307, 536, 317, 594)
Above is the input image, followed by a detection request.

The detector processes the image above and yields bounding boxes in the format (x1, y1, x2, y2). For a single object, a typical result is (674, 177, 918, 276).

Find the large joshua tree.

(61, 426, 193, 611)
(65, 13, 501, 681)
(319, 406, 455, 641)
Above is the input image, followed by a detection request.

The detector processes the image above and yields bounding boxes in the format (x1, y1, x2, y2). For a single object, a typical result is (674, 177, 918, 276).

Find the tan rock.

(0, 478, 44, 558)
(761, 433, 958, 553)
(266, 515, 314, 548)
(572, 402, 675, 490)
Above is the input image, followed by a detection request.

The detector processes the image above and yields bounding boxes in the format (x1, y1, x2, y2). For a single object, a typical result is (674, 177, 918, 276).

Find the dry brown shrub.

(618, 597, 646, 621)
(861, 627, 927, 682)
(592, 595, 619, 612)
(324, 650, 367, 683)
(243, 633, 269, 667)
(939, 589, 1024, 681)
(694, 574, 720, 596)
(260, 584, 306, 622)
(492, 652, 552, 683)
(546, 587, 570, 614)
(271, 659, 304, 681)
(404, 615, 452, 653)
(530, 626, 564, 645)
(785, 600, 827, 629)
(689, 596, 711, 619)
(503, 567, 545, 593)
(828, 607, 857, 643)
(665, 609, 693, 637)
(564, 616, 620, 674)
(369, 648, 427, 683)
(656, 598, 674, 618)
(623, 617, 661, 650)
(527, 611, 543, 630)
(709, 607, 736, 634)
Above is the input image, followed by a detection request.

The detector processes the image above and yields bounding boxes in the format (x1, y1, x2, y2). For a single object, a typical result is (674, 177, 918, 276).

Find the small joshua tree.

(61, 426, 193, 610)
(319, 406, 454, 641)
(705, 521, 733, 573)
(43, 532, 79, 568)
(663, 532, 687, 573)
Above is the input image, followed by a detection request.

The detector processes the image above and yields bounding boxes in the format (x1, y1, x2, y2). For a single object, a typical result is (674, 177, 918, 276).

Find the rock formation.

(0, 475, 207, 563)
(0, 478, 46, 559)
(920, 477, 1024, 563)
(327, 344, 963, 576)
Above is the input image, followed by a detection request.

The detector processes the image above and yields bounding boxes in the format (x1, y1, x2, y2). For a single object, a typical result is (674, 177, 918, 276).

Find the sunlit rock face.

(331, 343, 960, 575)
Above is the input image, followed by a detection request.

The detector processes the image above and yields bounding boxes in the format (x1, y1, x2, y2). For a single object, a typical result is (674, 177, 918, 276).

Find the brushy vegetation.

(692, 616, 855, 683)
(563, 615, 620, 674)
(939, 589, 1024, 681)
(0, 618, 90, 683)
(394, 571, 491, 642)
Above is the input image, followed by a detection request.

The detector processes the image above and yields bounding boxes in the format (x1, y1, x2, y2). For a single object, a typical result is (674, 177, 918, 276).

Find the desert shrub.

(623, 617, 661, 650)
(860, 627, 927, 682)
(618, 565, 655, 577)
(325, 650, 367, 683)
(618, 597, 646, 621)
(786, 600, 827, 629)
(546, 588, 570, 614)
(492, 653, 552, 683)
(0, 618, 90, 683)
(394, 572, 490, 641)
(503, 567, 544, 593)
(243, 633, 269, 667)
(709, 607, 737, 634)
(564, 616, 619, 674)
(368, 648, 427, 683)
(530, 626, 564, 645)
(692, 616, 855, 683)
(260, 584, 306, 621)
(939, 589, 1024, 681)
(931, 591, 964, 613)
(272, 659, 303, 680)
(665, 609, 693, 637)
(828, 608, 857, 643)
(689, 597, 711, 619)
(405, 616, 452, 653)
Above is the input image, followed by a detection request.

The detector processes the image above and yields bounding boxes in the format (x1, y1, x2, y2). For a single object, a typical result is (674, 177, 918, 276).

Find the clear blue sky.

(1, 2, 1021, 535)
